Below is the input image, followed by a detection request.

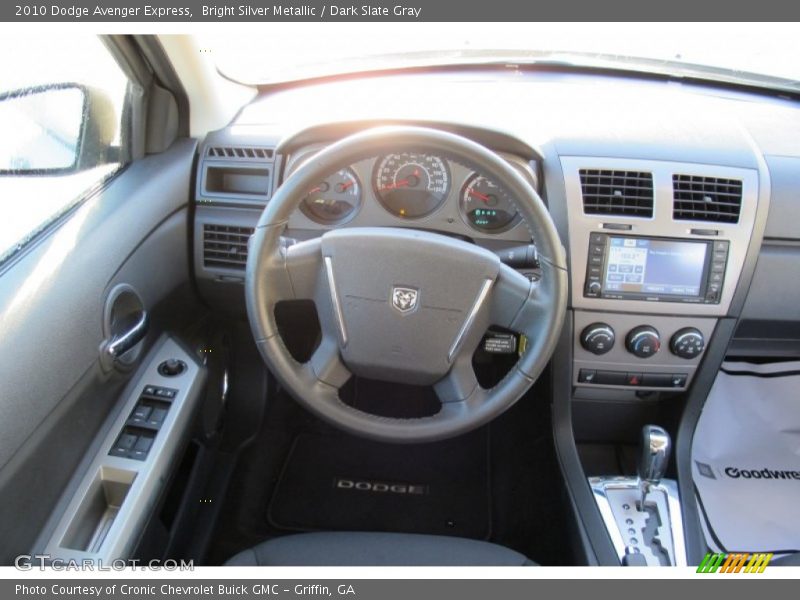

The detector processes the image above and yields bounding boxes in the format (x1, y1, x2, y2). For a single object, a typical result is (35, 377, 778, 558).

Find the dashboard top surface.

(233, 70, 800, 166)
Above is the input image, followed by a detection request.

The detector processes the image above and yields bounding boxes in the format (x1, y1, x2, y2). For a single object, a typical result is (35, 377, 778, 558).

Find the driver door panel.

(0, 139, 201, 564)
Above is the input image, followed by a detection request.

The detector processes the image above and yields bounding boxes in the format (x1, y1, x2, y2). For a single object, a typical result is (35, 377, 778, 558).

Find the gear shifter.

(588, 424, 684, 566)
(637, 425, 671, 508)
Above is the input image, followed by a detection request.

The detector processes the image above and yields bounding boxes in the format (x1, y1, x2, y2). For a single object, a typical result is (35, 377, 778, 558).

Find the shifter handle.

(638, 425, 671, 505)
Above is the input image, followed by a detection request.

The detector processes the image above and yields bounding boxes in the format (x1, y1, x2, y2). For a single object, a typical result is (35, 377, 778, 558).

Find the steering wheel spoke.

(283, 238, 324, 301)
(489, 264, 536, 332)
(434, 353, 482, 404)
(303, 333, 352, 389)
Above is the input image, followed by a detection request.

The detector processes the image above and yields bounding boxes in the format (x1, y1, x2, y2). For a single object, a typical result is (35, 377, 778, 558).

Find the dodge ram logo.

(392, 286, 418, 313)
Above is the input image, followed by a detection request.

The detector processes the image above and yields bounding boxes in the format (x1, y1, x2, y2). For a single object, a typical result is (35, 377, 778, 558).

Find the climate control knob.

(580, 323, 615, 355)
(626, 326, 661, 358)
(670, 327, 705, 359)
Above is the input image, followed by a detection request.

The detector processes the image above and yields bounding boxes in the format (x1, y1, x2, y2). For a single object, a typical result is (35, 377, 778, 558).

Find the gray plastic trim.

(741, 244, 800, 322)
(551, 316, 621, 565)
(675, 318, 737, 564)
(37, 337, 205, 563)
(763, 155, 800, 241)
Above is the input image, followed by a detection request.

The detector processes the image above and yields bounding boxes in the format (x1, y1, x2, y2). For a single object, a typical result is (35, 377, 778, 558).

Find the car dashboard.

(192, 69, 799, 398)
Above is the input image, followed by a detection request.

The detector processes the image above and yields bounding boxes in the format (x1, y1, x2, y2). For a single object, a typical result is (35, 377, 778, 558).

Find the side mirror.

(0, 83, 118, 175)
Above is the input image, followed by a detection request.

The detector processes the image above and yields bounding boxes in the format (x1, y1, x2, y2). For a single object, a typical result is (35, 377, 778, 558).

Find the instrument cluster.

(292, 150, 537, 236)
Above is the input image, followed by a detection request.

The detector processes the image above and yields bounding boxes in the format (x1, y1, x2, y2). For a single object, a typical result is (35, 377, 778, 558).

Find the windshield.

(205, 23, 799, 91)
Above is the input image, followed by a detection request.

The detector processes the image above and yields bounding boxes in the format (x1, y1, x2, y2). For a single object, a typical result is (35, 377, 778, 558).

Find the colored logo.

(697, 552, 772, 573)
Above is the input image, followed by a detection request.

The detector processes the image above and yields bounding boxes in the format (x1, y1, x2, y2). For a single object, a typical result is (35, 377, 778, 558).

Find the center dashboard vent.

(579, 169, 654, 217)
(672, 175, 742, 223)
(202, 224, 254, 270)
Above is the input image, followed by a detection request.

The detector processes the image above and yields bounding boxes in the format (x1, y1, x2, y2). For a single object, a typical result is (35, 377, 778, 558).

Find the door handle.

(105, 310, 149, 361)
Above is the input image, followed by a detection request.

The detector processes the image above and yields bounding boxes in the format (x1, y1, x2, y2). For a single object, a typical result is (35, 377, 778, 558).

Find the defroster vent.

(206, 146, 273, 161)
(203, 224, 254, 270)
(579, 169, 654, 217)
(672, 175, 742, 223)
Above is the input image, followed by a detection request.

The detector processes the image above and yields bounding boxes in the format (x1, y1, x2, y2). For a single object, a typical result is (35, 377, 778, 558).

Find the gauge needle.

(308, 186, 322, 194)
(380, 178, 410, 191)
(468, 189, 491, 203)
(339, 180, 355, 192)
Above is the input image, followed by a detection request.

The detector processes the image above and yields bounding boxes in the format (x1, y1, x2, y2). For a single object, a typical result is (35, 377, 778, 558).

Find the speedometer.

(373, 152, 450, 219)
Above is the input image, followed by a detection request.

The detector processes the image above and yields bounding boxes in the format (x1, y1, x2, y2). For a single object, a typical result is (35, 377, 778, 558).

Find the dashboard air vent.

(672, 175, 742, 223)
(206, 146, 273, 161)
(203, 224, 254, 270)
(579, 169, 654, 217)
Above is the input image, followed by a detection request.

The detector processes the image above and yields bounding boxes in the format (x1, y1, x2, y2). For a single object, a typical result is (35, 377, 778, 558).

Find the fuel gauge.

(300, 168, 362, 225)
(460, 174, 520, 233)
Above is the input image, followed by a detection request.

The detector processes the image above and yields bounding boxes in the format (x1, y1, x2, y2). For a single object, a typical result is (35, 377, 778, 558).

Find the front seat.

(225, 532, 535, 566)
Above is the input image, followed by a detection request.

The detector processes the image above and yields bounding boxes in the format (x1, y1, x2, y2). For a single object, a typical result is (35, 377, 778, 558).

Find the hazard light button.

(626, 372, 643, 386)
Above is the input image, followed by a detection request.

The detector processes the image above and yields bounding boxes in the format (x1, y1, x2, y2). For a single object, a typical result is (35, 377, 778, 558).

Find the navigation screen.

(602, 237, 708, 297)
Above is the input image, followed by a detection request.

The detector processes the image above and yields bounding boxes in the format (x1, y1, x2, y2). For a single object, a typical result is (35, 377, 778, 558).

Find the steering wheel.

(246, 127, 567, 443)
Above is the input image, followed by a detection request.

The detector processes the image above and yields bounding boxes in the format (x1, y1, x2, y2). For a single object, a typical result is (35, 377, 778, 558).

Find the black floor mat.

(268, 431, 491, 540)
(205, 360, 574, 566)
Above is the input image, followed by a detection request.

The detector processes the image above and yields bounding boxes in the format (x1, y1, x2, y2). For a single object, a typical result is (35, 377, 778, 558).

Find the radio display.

(602, 237, 709, 297)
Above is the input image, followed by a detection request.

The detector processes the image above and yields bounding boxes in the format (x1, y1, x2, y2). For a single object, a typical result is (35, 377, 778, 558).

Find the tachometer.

(373, 152, 450, 219)
(460, 174, 520, 233)
(300, 168, 362, 225)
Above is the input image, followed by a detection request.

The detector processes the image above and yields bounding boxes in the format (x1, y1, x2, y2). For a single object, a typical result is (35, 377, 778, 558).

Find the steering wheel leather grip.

(246, 126, 567, 443)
